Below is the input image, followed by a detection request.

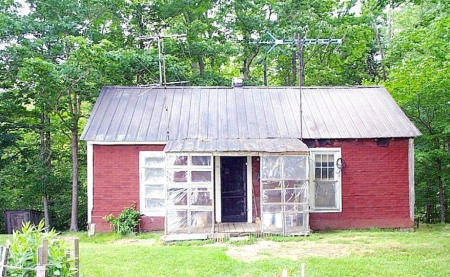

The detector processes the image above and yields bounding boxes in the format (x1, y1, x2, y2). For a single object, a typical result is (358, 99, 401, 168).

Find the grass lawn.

(1, 225, 449, 276)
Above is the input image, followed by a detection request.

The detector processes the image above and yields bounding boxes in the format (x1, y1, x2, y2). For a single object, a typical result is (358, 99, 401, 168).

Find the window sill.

(140, 212, 165, 217)
(310, 209, 342, 213)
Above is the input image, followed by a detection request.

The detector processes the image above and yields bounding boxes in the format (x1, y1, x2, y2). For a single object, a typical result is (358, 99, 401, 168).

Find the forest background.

(0, 0, 449, 232)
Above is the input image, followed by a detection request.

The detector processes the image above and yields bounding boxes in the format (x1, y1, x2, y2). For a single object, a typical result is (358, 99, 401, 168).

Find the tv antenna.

(136, 34, 188, 140)
(251, 31, 343, 140)
(136, 34, 188, 87)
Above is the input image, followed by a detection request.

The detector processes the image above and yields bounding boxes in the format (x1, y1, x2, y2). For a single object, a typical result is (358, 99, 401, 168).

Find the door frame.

(215, 155, 253, 223)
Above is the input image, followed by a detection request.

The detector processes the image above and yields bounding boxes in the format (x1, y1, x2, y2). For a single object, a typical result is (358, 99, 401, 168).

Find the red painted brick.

(310, 138, 413, 230)
(91, 139, 413, 232)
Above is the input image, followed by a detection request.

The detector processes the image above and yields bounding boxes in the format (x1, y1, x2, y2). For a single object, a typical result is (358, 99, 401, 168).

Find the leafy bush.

(6, 221, 77, 277)
(103, 203, 141, 235)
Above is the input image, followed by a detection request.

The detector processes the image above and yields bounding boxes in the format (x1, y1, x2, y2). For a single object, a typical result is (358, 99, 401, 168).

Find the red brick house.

(81, 86, 421, 238)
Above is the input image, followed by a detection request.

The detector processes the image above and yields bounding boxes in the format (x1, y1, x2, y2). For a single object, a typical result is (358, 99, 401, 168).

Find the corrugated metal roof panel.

(80, 86, 422, 144)
(164, 138, 309, 154)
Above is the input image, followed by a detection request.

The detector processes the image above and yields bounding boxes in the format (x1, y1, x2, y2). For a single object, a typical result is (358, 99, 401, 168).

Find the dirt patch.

(225, 240, 353, 261)
(112, 238, 156, 246)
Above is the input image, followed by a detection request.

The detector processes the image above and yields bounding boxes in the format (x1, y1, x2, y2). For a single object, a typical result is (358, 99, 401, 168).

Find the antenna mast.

(136, 34, 187, 140)
(251, 31, 343, 140)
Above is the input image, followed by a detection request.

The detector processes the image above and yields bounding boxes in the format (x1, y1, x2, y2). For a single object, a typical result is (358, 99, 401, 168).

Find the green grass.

(1, 225, 450, 276)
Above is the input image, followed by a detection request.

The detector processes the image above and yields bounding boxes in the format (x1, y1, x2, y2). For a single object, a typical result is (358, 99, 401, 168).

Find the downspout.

(408, 139, 415, 222)
(87, 142, 94, 225)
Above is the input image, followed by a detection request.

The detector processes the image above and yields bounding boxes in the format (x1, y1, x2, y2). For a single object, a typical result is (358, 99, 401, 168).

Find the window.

(310, 148, 342, 212)
(260, 155, 310, 235)
(166, 154, 214, 234)
(139, 152, 166, 216)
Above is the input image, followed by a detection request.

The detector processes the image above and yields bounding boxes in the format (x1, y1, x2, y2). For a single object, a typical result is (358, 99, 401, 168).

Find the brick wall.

(92, 144, 165, 232)
(309, 138, 414, 230)
(91, 139, 413, 232)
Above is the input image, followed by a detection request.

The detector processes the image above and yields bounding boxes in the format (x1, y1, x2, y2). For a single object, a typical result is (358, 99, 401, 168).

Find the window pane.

(261, 156, 282, 180)
(191, 211, 212, 230)
(192, 171, 212, 182)
(145, 198, 164, 210)
(321, 168, 328, 179)
(145, 157, 164, 166)
(283, 156, 307, 179)
(315, 181, 337, 208)
(191, 188, 213, 206)
(145, 185, 164, 198)
(262, 189, 282, 204)
(285, 188, 307, 203)
(261, 181, 282, 190)
(167, 155, 188, 166)
(167, 210, 188, 234)
(315, 154, 322, 165)
(315, 168, 321, 179)
(329, 168, 334, 179)
(167, 188, 187, 205)
(192, 156, 211, 166)
(168, 171, 188, 182)
(145, 168, 164, 183)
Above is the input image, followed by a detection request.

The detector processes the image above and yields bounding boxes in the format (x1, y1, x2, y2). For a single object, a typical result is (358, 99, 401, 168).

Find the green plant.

(103, 203, 141, 235)
(6, 221, 77, 277)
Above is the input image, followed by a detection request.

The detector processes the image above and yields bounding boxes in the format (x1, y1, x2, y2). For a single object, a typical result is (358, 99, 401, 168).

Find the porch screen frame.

(260, 154, 310, 236)
(165, 153, 214, 235)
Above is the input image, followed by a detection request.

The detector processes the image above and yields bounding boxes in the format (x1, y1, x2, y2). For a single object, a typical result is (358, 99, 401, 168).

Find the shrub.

(6, 221, 77, 277)
(103, 202, 141, 235)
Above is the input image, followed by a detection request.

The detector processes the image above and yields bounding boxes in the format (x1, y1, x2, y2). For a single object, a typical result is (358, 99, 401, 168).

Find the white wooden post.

(36, 239, 48, 277)
(74, 238, 79, 277)
(0, 247, 9, 277)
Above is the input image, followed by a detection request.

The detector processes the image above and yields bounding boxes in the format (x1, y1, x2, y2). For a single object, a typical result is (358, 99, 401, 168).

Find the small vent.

(232, 77, 243, 87)
(376, 138, 389, 147)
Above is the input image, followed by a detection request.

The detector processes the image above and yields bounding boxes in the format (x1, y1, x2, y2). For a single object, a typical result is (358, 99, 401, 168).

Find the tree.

(385, 1, 450, 223)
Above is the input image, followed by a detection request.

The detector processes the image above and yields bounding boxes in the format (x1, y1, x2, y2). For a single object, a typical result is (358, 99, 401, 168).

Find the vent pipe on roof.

(232, 77, 243, 87)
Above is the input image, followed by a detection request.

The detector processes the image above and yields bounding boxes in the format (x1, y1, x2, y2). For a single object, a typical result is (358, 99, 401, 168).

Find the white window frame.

(165, 153, 214, 234)
(139, 151, 166, 216)
(309, 148, 342, 212)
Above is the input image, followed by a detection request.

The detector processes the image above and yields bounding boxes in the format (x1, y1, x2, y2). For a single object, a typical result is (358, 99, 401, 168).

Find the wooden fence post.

(36, 239, 48, 277)
(0, 246, 10, 277)
(74, 238, 79, 277)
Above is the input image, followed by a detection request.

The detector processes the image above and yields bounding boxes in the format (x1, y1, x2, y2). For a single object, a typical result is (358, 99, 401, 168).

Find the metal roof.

(81, 86, 421, 149)
(164, 138, 309, 154)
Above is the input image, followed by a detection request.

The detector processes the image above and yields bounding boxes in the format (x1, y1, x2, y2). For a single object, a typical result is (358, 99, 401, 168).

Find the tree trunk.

(439, 176, 445, 223)
(40, 111, 51, 229)
(42, 195, 50, 227)
(198, 55, 204, 76)
(69, 126, 79, 231)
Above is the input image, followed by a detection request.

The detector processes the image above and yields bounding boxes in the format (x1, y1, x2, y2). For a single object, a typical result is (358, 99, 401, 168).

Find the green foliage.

(103, 203, 141, 235)
(385, 1, 450, 223)
(6, 221, 77, 277)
